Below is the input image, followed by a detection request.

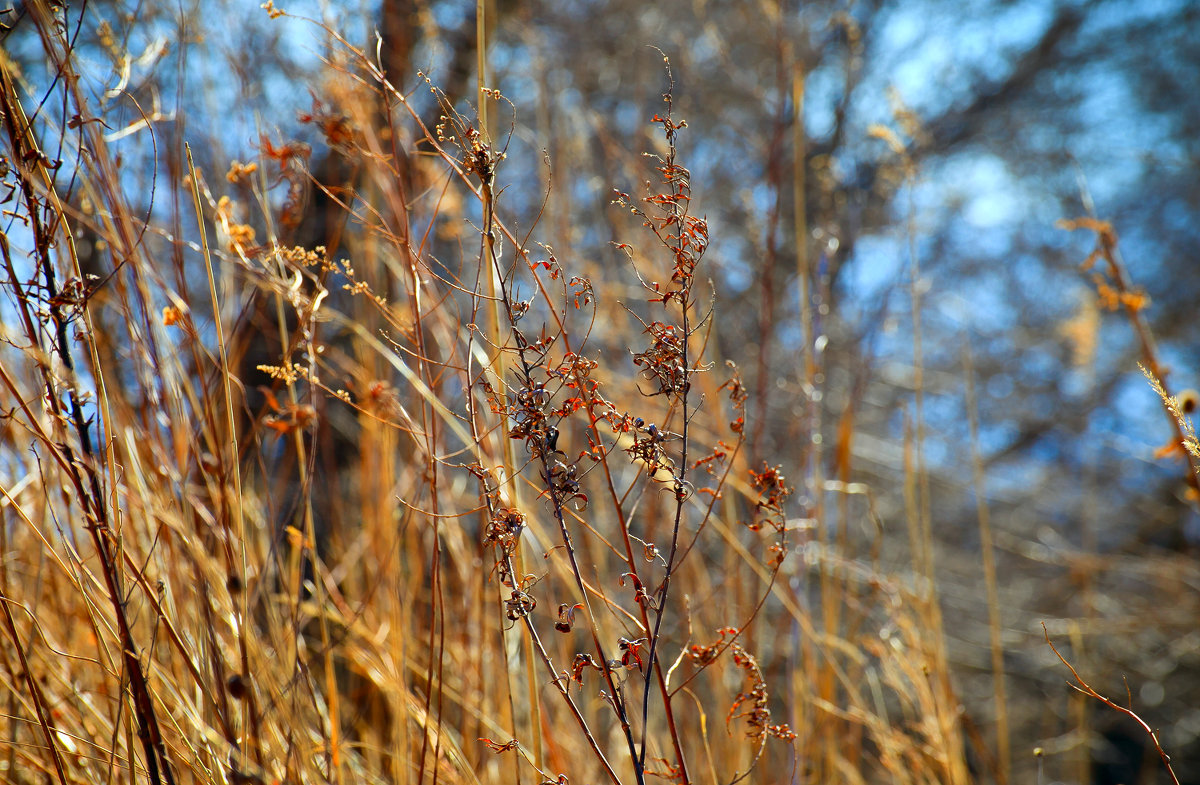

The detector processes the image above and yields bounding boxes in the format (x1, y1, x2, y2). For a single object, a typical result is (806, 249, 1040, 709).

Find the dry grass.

(0, 4, 1190, 785)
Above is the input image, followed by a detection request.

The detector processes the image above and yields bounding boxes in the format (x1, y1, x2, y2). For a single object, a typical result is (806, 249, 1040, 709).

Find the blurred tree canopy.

(4, 0, 1199, 781)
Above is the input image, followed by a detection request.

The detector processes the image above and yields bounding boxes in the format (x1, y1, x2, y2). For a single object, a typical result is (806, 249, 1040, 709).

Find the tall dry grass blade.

(185, 142, 263, 770)
(964, 341, 1010, 785)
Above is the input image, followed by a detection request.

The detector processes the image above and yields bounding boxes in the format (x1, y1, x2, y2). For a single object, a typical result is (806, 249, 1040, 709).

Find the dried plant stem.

(476, 6, 543, 775)
(1043, 625, 1181, 785)
(0, 590, 69, 785)
(0, 7, 1032, 783)
(1, 44, 175, 785)
(187, 143, 265, 772)
(789, 57, 818, 772)
(964, 343, 1010, 785)
(792, 64, 809, 365)
(904, 139, 964, 785)
(618, 82, 697, 785)
(1061, 215, 1200, 493)
(463, 122, 639, 781)
(577, 382, 692, 778)
(518, 597, 624, 785)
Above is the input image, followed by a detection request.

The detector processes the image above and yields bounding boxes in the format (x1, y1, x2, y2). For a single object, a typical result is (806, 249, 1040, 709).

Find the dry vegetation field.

(1, 2, 1197, 785)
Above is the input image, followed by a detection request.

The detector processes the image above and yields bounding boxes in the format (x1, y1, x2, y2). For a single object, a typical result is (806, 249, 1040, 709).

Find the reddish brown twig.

(1059, 217, 1200, 497)
(1043, 624, 1180, 785)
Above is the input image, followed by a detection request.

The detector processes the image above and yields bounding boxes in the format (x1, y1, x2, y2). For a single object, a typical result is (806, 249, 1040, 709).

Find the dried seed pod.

(227, 673, 248, 701)
(1177, 388, 1199, 414)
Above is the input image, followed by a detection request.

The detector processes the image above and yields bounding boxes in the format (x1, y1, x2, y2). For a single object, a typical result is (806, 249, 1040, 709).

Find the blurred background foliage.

(4, 0, 1200, 783)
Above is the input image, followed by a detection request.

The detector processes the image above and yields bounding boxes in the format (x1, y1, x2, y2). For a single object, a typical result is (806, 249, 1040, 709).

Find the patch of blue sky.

(952, 155, 1023, 229)
(775, 318, 805, 352)
(1068, 79, 1160, 207)
(1160, 195, 1197, 238)
(874, 0, 1055, 116)
(1156, 343, 1199, 397)
(1103, 369, 1173, 447)
(1079, 0, 1185, 38)
(890, 40, 957, 119)
(981, 452, 1046, 497)
(843, 234, 904, 302)
(1115, 224, 1168, 286)
(801, 62, 842, 140)
(1061, 360, 1099, 400)
(713, 249, 755, 299)
(689, 22, 722, 67)
(610, 99, 644, 141)
(1008, 252, 1077, 315)
(1017, 344, 1062, 386)
(986, 370, 1015, 401)
(488, 39, 523, 78)
(552, 83, 586, 122)
(425, 0, 471, 31)
(976, 417, 1022, 459)
(946, 220, 1015, 264)
(932, 285, 1017, 335)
